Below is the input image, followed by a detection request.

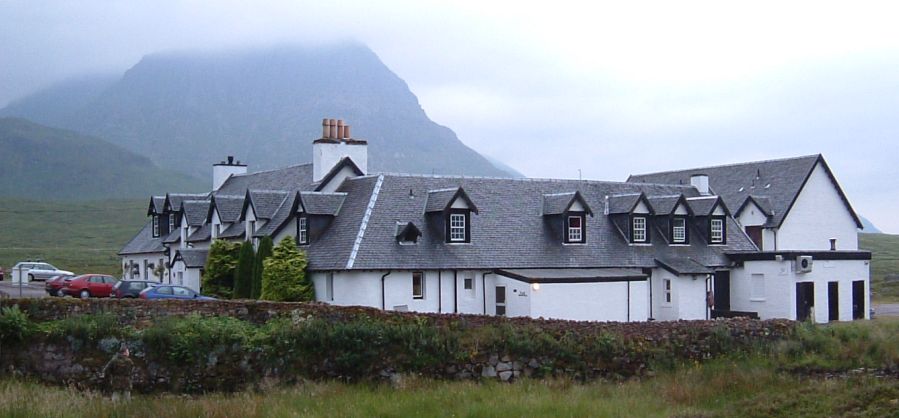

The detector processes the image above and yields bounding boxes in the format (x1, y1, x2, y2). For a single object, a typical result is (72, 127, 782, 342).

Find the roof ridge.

(346, 174, 384, 269)
(232, 162, 312, 177)
(357, 172, 697, 188)
(629, 154, 821, 179)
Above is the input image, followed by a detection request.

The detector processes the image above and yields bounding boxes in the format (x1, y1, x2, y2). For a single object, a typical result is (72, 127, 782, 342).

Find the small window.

(212, 224, 220, 239)
(326, 272, 334, 301)
(464, 276, 473, 290)
(449, 213, 467, 242)
(672, 217, 687, 244)
(632, 216, 648, 243)
(710, 218, 725, 244)
(751, 273, 765, 300)
(412, 271, 425, 299)
(168, 215, 175, 234)
(298, 216, 309, 245)
(152, 216, 160, 237)
(495, 286, 506, 316)
(664, 278, 672, 303)
(248, 220, 256, 238)
(566, 214, 585, 243)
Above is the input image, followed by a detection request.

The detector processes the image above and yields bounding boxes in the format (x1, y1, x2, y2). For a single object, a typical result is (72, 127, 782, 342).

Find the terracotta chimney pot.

(344, 124, 351, 139)
(329, 119, 337, 139)
(322, 118, 329, 138)
(337, 119, 345, 139)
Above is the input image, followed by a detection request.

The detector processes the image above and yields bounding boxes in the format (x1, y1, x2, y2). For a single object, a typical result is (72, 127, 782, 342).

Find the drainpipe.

(453, 270, 458, 313)
(380, 271, 391, 310)
(627, 281, 631, 322)
(438, 270, 442, 313)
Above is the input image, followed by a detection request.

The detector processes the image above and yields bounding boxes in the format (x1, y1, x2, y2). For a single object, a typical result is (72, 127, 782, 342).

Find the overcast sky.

(2, 0, 899, 232)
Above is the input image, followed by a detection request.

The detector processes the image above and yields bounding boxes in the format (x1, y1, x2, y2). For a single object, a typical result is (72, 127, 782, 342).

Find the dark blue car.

(139, 285, 215, 300)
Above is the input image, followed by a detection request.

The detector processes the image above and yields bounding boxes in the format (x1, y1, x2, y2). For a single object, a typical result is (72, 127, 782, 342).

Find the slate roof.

(496, 268, 647, 283)
(306, 174, 756, 271)
(737, 195, 773, 217)
(254, 193, 298, 238)
(607, 193, 647, 215)
(208, 195, 244, 223)
(181, 200, 210, 226)
(647, 195, 688, 215)
(299, 192, 347, 216)
(174, 249, 208, 268)
(215, 163, 314, 196)
(148, 196, 166, 215)
(162, 229, 181, 245)
(686, 196, 726, 216)
(166, 193, 208, 213)
(424, 187, 478, 213)
(118, 222, 166, 255)
(655, 257, 714, 275)
(219, 221, 246, 239)
(245, 190, 290, 220)
(542, 192, 593, 216)
(627, 154, 862, 228)
(187, 223, 211, 243)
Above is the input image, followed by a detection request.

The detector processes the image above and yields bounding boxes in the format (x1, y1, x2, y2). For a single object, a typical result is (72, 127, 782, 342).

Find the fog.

(2, 0, 898, 231)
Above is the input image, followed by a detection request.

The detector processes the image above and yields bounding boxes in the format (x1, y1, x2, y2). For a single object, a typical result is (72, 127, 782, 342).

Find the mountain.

(0, 117, 204, 199)
(1, 43, 512, 179)
(860, 216, 883, 234)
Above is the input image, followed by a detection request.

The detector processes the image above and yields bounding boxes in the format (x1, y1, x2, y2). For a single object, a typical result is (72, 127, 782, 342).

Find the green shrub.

(41, 313, 132, 342)
(0, 305, 34, 343)
(261, 237, 312, 302)
(233, 240, 255, 299)
(251, 236, 273, 299)
(203, 240, 241, 298)
(141, 314, 258, 362)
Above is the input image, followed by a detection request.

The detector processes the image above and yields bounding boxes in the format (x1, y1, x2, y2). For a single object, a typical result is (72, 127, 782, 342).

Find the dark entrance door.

(828, 282, 839, 322)
(796, 282, 814, 321)
(713, 271, 730, 311)
(745, 226, 763, 249)
(495, 286, 506, 317)
(852, 280, 865, 319)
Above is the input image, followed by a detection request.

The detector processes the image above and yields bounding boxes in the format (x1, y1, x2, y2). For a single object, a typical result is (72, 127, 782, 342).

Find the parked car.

(11, 261, 73, 281)
(62, 274, 118, 298)
(139, 285, 216, 300)
(112, 280, 159, 298)
(44, 274, 76, 296)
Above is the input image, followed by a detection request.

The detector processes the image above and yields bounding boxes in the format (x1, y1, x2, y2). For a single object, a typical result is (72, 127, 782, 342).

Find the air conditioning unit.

(796, 255, 813, 273)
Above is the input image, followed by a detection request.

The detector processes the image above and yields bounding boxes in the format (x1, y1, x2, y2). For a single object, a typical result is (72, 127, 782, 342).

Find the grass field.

(0, 199, 147, 276)
(860, 233, 899, 302)
(1, 359, 897, 418)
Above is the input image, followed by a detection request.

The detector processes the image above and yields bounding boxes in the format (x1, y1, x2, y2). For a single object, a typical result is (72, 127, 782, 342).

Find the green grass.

(1, 359, 897, 418)
(0, 199, 147, 276)
(859, 233, 899, 302)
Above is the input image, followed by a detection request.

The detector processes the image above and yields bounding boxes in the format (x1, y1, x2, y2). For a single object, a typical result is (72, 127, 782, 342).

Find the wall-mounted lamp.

(531, 283, 540, 291)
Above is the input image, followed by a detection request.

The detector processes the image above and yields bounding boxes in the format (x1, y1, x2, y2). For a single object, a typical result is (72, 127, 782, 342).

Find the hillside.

(1, 43, 513, 179)
(859, 233, 899, 302)
(0, 117, 204, 199)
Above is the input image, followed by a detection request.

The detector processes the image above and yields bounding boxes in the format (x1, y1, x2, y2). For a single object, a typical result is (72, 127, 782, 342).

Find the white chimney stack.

(691, 174, 710, 195)
(312, 118, 367, 183)
(212, 156, 247, 191)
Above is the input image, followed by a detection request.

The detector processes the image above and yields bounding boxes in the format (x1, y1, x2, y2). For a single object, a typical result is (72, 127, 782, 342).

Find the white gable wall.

(776, 162, 858, 250)
(317, 164, 361, 193)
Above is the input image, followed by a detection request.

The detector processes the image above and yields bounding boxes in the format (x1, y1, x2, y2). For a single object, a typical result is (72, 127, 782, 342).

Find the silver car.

(12, 262, 74, 281)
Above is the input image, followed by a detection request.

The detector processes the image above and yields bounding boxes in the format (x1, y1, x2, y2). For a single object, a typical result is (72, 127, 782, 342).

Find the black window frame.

(664, 278, 672, 303)
(296, 215, 309, 245)
(630, 214, 650, 244)
(445, 209, 471, 243)
(670, 215, 689, 244)
(152, 215, 160, 238)
(564, 212, 587, 244)
(709, 216, 727, 244)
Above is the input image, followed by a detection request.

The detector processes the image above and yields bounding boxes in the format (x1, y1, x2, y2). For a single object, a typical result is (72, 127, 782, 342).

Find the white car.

(12, 262, 74, 281)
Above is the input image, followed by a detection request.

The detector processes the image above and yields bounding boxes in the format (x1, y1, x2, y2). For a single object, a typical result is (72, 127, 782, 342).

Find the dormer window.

(672, 217, 688, 244)
(448, 211, 469, 242)
(168, 215, 175, 234)
(152, 216, 160, 237)
(631, 216, 648, 243)
(565, 214, 586, 244)
(710, 217, 726, 244)
(297, 216, 309, 245)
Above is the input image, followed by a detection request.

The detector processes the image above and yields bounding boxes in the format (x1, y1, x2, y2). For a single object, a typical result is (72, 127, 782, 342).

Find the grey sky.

(2, 0, 898, 232)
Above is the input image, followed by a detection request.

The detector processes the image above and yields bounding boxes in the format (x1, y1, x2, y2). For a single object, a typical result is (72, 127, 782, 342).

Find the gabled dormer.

(294, 191, 347, 245)
(206, 194, 243, 240)
(314, 156, 365, 193)
(647, 194, 693, 245)
(147, 196, 165, 238)
(240, 190, 290, 241)
(395, 221, 423, 245)
(425, 187, 479, 244)
(607, 192, 655, 244)
(542, 191, 594, 244)
(687, 196, 730, 245)
(734, 195, 773, 249)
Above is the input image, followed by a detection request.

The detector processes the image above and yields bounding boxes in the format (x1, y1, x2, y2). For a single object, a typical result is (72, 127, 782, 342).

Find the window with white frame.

(632, 216, 647, 243)
(751, 273, 765, 300)
(152, 216, 160, 237)
(297, 216, 309, 245)
(710, 218, 725, 244)
(212, 224, 219, 239)
(412, 271, 425, 299)
(567, 215, 585, 243)
(672, 217, 687, 244)
(248, 220, 256, 240)
(449, 213, 466, 242)
(168, 215, 175, 234)
(664, 278, 672, 303)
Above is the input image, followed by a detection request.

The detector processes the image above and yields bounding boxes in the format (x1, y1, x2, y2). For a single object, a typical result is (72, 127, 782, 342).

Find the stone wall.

(0, 298, 796, 393)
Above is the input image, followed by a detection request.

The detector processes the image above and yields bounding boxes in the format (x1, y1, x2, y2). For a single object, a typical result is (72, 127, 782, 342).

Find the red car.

(44, 274, 75, 296)
(62, 274, 118, 298)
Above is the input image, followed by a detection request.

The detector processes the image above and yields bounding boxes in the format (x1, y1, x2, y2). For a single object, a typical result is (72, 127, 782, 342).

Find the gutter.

(380, 270, 391, 310)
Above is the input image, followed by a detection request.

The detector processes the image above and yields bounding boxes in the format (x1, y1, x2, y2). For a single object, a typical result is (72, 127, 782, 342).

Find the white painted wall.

(122, 254, 166, 281)
(312, 142, 367, 183)
(527, 281, 647, 322)
(651, 269, 708, 321)
(171, 260, 202, 293)
(776, 162, 859, 250)
(212, 163, 247, 191)
(730, 259, 869, 322)
(317, 164, 362, 193)
(737, 201, 768, 227)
